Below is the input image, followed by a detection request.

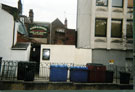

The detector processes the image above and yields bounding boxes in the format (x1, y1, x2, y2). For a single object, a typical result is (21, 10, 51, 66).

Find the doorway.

(30, 43, 41, 74)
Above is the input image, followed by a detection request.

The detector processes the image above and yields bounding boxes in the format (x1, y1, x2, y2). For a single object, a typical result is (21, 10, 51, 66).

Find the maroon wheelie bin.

(86, 63, 106, 83)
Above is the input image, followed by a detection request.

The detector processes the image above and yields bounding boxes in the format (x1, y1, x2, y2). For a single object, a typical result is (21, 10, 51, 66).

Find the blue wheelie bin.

(50, 65, 68, 82)
(70, 66, 88, 82)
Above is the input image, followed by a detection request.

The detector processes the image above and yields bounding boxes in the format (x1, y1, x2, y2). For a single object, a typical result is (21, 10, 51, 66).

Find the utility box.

(50, 65, 68, 82)
(86, 63, 106, 83)
(17, 62, 36, 81)
(70, 66, 88, 82)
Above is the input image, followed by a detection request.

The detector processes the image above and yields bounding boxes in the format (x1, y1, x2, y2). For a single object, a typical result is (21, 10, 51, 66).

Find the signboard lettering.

(29, 24, 49, 38)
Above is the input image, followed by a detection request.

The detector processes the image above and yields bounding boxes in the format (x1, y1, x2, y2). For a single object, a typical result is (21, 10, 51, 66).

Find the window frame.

(127, 0, 133, 8)
(96, 0, 108, 7)
(42, 49, 50, 60)
(95, 18, 107, 37)
(112, 0, 123, 8)
(126, 20, 133, 38)
(111, 19, 123, 38)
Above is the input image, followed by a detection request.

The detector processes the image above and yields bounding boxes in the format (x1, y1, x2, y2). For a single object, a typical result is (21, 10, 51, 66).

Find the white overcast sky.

(0, 0, 77, 29)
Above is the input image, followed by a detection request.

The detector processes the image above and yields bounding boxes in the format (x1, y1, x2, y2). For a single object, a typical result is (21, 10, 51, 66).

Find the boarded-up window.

(96, 0, 108, 6)
(95, 19, 107, 37)
(111, 20, 122, 38)
(127, 20, 133, 38)
(128, 0, 133, 8)
(112, 0, 123, 7)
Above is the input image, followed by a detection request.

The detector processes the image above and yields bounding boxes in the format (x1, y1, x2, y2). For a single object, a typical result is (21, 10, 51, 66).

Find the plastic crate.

(50, 65, 68, 82)
(70, 66, 88, 82)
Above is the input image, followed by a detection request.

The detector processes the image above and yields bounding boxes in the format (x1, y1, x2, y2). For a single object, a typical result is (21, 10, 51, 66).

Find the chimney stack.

(18, 0, 22, 15)
(29, 9, 34, 23)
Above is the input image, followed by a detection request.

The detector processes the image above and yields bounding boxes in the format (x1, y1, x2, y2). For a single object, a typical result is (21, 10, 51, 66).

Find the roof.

(19, 15, 31, 23)
(12, 43, 30, 50)
(1, 4, 18, 20)
(52, 18, 65, 29)
(34, 21, 50, 24)
(34, 21, 50, 27)
(18, 21, 28, 36)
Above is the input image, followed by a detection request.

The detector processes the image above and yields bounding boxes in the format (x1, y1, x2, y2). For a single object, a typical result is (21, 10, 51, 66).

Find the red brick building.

(51, 18, 76, 45)
(65, 29, 76, 45)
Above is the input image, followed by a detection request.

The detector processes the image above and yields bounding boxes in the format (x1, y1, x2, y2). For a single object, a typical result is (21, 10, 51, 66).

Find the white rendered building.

(77, 0, 133, 67)
(0, 4, 31, 61)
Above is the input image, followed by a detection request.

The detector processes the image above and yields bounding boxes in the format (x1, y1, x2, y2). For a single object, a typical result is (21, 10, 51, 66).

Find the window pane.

(111, 20, 122, 38)
(96, 0, 108, 6)
(112, 0, 123, 7)
(128, 0, 133, 8)
(95, 19, 107, 37)
(127, 20, 133, 38)
(42, 49, 50, 60)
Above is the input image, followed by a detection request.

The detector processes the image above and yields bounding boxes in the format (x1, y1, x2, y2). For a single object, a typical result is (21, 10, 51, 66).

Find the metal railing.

(0, 60, 18, 80)
(0, 60, 133, 84)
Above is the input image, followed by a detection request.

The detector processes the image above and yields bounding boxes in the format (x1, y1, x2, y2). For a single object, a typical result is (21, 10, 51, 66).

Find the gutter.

(133, 0, 135, 89)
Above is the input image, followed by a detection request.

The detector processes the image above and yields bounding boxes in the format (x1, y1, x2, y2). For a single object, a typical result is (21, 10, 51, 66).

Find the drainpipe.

(133, 0, 135, 89)
(76, 0, 79, 48)
(12, 20, 16, 47)
(50, 23, 52, 44)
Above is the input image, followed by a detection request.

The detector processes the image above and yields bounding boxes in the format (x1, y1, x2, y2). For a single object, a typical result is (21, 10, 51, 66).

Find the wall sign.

(29, 24, 49, 38)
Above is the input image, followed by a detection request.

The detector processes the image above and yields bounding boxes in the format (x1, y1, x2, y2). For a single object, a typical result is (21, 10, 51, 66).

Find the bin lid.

(70, 66, 88, 70)
(50, 64, 68, 68)
(106, 70, 114, 72)
(86, 63, 103, 66)
(19, 61, 36, 63)
(80, 67, 88, 70)
(70, 66, 79, 69)
(18, 61, 36, 67)
(119, 72, 130, 74)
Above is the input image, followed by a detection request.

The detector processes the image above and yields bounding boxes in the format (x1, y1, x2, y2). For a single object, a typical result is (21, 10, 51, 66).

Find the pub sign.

(29, 24, 49, 38)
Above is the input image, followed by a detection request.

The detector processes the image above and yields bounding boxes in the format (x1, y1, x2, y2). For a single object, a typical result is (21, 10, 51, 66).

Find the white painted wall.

(39, 45, 92, 77)
(0, 5, 31, 61)
(40, 45, 92, 64)
(10, 44, 31, 61)
(0, 6, 14, 60)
